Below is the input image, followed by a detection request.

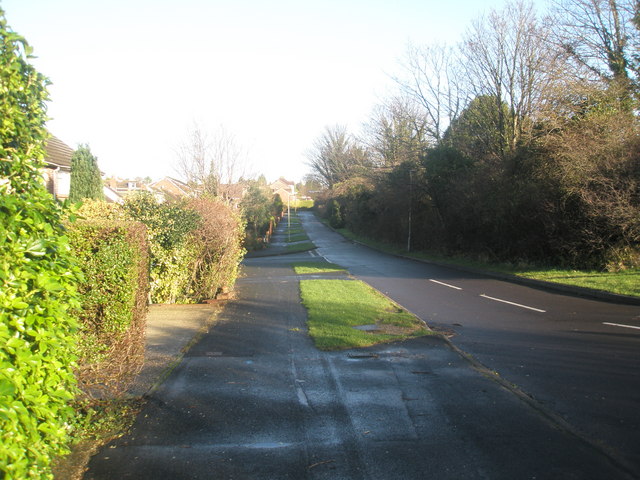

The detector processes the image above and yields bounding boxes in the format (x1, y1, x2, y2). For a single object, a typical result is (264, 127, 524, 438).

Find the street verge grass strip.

(330, 223, 639, 298)
(300, 279, 430, 350)
(286, 241, 316, 253)
(292, 260, 347, 275)
(285, 233, 310, 243)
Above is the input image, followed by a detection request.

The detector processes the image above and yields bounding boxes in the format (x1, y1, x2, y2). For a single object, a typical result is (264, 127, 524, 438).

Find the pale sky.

(2, 0, 547, 183)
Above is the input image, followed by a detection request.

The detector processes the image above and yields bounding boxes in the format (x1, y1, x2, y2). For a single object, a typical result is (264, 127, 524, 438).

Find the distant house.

(43, 135, 124, 203)
(106, 178, 152, 197)
(149, 177, 195, 202)
(269, 177, 296, 203)
(103, 185, 124, 204)
(43, 135, 73, 201)
(218, 182, 248, 206)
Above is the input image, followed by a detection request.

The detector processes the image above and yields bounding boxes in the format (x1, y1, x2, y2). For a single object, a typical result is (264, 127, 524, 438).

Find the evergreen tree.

(69, 144, 104, 202)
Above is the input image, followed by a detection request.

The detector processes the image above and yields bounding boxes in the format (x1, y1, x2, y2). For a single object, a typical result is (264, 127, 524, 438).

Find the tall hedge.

(67, 220, 149, 400)
(122, 193, 245, 303)
(187, 197, 246, 300)
(0, 10, 80, 479)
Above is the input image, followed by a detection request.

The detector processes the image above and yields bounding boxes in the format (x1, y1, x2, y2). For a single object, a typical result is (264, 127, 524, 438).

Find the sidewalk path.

(128, 303, 223, 398)
(85, 249, 631, 479)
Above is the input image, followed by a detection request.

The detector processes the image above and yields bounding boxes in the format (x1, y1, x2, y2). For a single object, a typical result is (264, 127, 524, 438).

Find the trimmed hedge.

(67, 220, 149, 400)
(0, 9, 81, 478)
(123, 193, 245, 304)
(186, 197, 246, 301)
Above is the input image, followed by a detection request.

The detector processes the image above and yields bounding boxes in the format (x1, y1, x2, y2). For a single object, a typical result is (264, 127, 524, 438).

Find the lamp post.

(407, 169, 414, 252)
(287, 194, 290, 242)
(287, 183, 295, 243)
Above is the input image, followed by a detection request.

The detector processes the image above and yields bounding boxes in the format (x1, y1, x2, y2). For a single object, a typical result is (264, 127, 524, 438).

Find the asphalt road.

(86, 246, 634, 479)
(301, 211, 640, 477)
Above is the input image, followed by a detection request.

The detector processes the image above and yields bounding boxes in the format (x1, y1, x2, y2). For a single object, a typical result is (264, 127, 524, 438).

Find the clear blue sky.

(2, 0, 548, 182)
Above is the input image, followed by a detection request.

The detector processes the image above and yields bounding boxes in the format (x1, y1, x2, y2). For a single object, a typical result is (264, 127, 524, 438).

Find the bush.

(123, 193, 245, 303)
(67, 220, 149, 400)
(123, 192, 200, 303)
(0, 9, 80, 478)
(186, 197, 245, 300)
(240, 182, 282, 250)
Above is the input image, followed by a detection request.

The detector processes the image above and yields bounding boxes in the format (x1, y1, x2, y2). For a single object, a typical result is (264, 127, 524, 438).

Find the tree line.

(308, 0, 640, 270)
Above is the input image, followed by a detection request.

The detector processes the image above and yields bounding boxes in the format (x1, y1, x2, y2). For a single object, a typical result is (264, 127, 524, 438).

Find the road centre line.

(603, 322, 640, 331)
(429, 279, 463, 290)
(480, 294, 546, 313)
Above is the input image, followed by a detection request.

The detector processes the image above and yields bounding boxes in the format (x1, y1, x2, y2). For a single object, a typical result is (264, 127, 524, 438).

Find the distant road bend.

(301, 211, 640, 476)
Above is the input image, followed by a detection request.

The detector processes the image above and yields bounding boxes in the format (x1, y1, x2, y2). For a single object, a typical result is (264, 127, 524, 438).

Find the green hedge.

(123, 193, 245, 304)
(67, 220, 149, 400)
(0, 9, 81, 478)
(186, 198, 246, 301)
(0, 186, 81, 479)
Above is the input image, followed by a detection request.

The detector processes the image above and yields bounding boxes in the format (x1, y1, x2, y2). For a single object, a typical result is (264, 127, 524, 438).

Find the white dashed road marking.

(480, 294, 546, 313)
(603, 322, 640, 331)
(429, 279, 463, 290)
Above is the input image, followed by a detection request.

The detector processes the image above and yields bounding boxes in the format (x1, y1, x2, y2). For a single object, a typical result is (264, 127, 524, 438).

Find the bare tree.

(552, 0, 638, 85)
(306, 125, 370, 188)
(175, 124, 216, 195)
(174, 123, 250, 198)
(460, 0, 562, 157)
(394, 42, 465, 144)
(363, 96, 429, 167)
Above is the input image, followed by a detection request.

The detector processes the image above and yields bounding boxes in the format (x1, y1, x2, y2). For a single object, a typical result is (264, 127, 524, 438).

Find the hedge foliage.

(67, 220, 149, 400)
(187, 197, 246, 300)
(240, 180, 284, 250)
(0, 10, 80, 478)
(84, 193, 246, 304)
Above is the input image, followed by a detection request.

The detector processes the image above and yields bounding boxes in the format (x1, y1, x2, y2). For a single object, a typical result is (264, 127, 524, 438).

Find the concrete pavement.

(84, 218, 633, 479)
(128, 303, 224, 398)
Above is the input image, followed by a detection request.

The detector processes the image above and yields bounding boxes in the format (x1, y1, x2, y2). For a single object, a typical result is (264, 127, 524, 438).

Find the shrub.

(240, 183, 278, 250)
(123, 192, 200, 303)
(0, 10, 80, 478)
(67, 220, 149, 400)
(77, 198, 125, 220)
(186, 197, 245, 300)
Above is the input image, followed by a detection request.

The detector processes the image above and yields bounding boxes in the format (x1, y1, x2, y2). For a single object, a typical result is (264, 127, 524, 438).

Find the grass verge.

(285, 232, 310, 243)
(291, 260, 347, 275)
(515, 268, 640, 297)
(333, 226, 639, 298)
(286, 241, 316, 253)
(300, 279, 430, 350)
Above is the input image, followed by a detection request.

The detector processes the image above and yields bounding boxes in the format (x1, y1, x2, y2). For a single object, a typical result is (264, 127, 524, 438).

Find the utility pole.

(407, 169, 413, 252)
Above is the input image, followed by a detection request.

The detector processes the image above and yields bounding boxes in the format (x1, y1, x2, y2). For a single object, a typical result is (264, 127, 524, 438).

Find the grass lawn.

(292, 199, 314, 209)
(291, 260, 347, 275)
(300, 279, 430, 350)
(283, 215, 301, 225)
(516, 268, 640, 297)
(285, 232, 310, 243)
(285, 241, 316, 253)
(333, 225, 640, 298)
(283, 227, 305, 236)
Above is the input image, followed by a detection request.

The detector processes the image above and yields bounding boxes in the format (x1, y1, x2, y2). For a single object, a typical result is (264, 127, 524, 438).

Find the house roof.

(149, 177, 195, 199)
(44, 135, 74, 168)
(150, 176, 191, 193)
(269, 177, 295, 192)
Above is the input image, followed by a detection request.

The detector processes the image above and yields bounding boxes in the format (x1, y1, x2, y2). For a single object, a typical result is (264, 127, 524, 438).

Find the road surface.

(301, 211, 640, 476)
